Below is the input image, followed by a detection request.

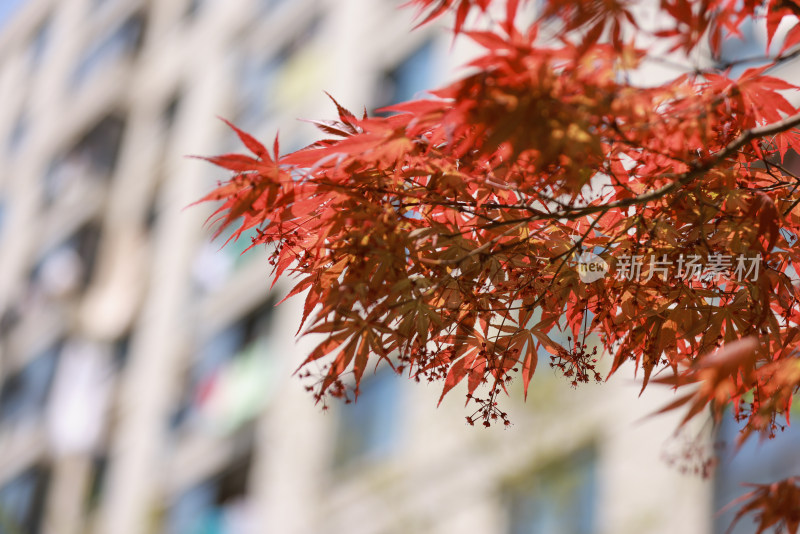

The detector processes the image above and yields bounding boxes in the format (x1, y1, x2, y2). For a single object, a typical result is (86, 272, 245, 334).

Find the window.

(145, 189, 161, 231)
(72, 15, 144, 87)
(45, 340, 113, 455)
(7, 113, 27, 154)
(0, 0, 24, 30)
(72, 115, 126, 175)
(43, 115, 125, 204)
(185, 0, 204, 19)
(0, 200, 5, 244)
(166, 454, 254, 534)
(86, 455, 108, 512)
(191, 223, 262, 294)
(506, 448, 597, 534)
(0, 466, 49, 534)
(235, 51, 287, 132)
(0, 303, 19, 339)
(259, 0, 291, 14)
(30, 18, 50, 67)
(169, 320, 243, 430)
(235, 20, 322, 130)
(32, 223, 101, 297)
(714, 412, 800, 533)
(0, 345, 60, 427)
(163, 93, 182, 131)
(113, 333, 131, 369)
(334, 367, 401, 466)
(171, 298, 277, 432)
(376, 41, 438, 112)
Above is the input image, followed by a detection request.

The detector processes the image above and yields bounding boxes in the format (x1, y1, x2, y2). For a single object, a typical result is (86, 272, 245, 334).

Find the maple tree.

(198, 0, 800, 528)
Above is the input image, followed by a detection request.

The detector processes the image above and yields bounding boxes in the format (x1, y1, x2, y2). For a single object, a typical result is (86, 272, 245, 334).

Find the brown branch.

(517, 110, 800, 223)
(419, 221, 527, 266)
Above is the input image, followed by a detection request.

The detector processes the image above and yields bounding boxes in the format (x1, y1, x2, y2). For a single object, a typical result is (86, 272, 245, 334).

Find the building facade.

(0, 1, 787, 533)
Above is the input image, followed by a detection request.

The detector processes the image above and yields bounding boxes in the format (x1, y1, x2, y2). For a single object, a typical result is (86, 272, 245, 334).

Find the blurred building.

(1, 1, 794, 534)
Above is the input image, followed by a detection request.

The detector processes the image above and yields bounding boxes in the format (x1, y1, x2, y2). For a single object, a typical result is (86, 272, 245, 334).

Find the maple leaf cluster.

(726, 477, 800, 533)
(198, 0, 800, 528)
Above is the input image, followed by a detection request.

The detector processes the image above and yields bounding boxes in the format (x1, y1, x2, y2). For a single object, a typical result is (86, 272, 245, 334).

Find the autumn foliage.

(198, 0, 800, 527)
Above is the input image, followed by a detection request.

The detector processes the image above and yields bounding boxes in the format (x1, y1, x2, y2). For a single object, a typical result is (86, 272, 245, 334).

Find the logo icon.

(575, 251, 609, 283)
